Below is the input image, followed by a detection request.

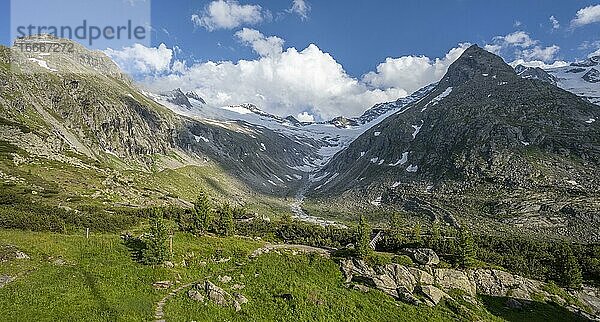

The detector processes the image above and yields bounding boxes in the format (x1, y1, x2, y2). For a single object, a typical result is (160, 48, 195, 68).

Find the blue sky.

(149, 0, 600, 76)
(2, 0, 600, 120)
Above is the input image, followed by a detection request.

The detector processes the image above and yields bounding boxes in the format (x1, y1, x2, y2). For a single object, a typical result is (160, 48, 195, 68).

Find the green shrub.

(392, 255, 413, 266)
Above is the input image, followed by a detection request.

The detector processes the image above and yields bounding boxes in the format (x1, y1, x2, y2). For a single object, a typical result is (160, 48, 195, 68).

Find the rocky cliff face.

(0, 36, 315, 197)
(340, 257, 600, 319)
(308, 45, 600, 241)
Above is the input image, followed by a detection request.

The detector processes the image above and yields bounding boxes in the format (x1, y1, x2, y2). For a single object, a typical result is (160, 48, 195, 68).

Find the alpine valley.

(1, 35, 600, 322)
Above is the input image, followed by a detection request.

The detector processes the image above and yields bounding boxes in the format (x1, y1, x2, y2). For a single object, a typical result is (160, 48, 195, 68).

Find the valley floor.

(0, 229, 587, 322)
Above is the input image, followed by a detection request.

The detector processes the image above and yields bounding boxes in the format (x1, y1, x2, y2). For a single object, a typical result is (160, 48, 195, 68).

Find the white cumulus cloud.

(495, 31, 538, 48)
(141, 42, 404, 120)
(192, 0, 266, 31)
(571, 4, 600, 27)
(288, 0, 311, 20)
(111, 32, 470, 121)
(362, 43, 471, 94)
(104, 43, 173, 76)
(485, 31, 561, 63)
(519, 45, 561, 62)
(235, 28, 284, 57)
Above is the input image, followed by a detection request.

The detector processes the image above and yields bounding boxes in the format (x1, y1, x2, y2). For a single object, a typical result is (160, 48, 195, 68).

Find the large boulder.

(194, 281, 250, 312)
(341, 259, 418, 298)
(188, 289, 205, 302)
(402, 248, 440, 266)
(204, 281, 232, 307)
(434, 268, 476, 296)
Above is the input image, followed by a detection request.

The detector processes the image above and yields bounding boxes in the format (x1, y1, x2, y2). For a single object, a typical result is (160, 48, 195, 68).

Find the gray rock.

(470, 269, 545, 301)
(398, 289, 422, 306)
(204, 281, 231, 307)
(187, 289, 205, 302)
(231, 284, 245, 290)
(0, 275, 15, 288)
(419, 285, 449, 306)
(218, 275, 232, 283)
(434, 268, 476, 296)
(234, 292, 248, 305)
(233, 300, 242, 312)
(571, 286, 600, 317)
(402, 248, 440, 266)
(341, 259, 417, 299)
(408, 267, 434, 285)
(14, 251, 30, 260)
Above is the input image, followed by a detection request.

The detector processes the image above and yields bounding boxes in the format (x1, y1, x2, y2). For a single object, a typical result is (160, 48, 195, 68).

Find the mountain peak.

(441, 44, 516, 87)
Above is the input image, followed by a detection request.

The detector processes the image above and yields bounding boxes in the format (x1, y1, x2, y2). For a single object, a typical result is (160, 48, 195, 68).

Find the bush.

(392, 255, 413, 266)
(365, 252, 392, 266)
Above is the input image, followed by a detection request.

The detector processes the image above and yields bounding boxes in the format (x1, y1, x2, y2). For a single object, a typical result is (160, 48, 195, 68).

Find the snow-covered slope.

(147, 85, 436, 173)
(546, 56, 600, 106)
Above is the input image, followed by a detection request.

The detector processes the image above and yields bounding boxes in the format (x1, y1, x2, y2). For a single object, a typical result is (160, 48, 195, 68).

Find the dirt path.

(154, 280, 201, 322)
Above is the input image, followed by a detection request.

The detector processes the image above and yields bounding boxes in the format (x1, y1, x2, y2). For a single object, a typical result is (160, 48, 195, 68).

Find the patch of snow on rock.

(389, 152, 409, 166)
(411, 121, 423, 139)
(426, 87, 453, 107)
(28, 58, 57, 72)
(194, 135, 209, 143)
(406, 164, 419, 173)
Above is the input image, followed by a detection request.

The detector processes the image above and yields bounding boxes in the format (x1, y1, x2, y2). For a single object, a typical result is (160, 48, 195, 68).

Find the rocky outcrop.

(470, 269, 544, 300)
(572, 286, 600, 317)
(339, 257, 599, 318)
(435, 268, 476, 296)
(187, 280, 249, 312)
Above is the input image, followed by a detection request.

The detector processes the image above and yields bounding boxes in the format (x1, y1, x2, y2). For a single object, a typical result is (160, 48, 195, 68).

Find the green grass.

(479, 296, 587, 322)
(0, 228, 589, 322)
(165, 252, 465, 322)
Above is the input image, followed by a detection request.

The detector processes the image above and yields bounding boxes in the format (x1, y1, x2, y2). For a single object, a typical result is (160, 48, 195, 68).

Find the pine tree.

(356, 215, 372, 259)
(193, 189, 213, 235)
(389, 213, 402, 239)
(458, 227, 476, 268)
(557, 242, 582, 289)
(427, 222, 442, 250)
(143, 208, 169, 265)
(216, 203, 235, 237)
(412, 224, 422, 245)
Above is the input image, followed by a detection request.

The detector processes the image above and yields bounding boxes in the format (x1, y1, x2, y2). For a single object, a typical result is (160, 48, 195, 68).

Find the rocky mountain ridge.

(306, 45, 600, 241)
